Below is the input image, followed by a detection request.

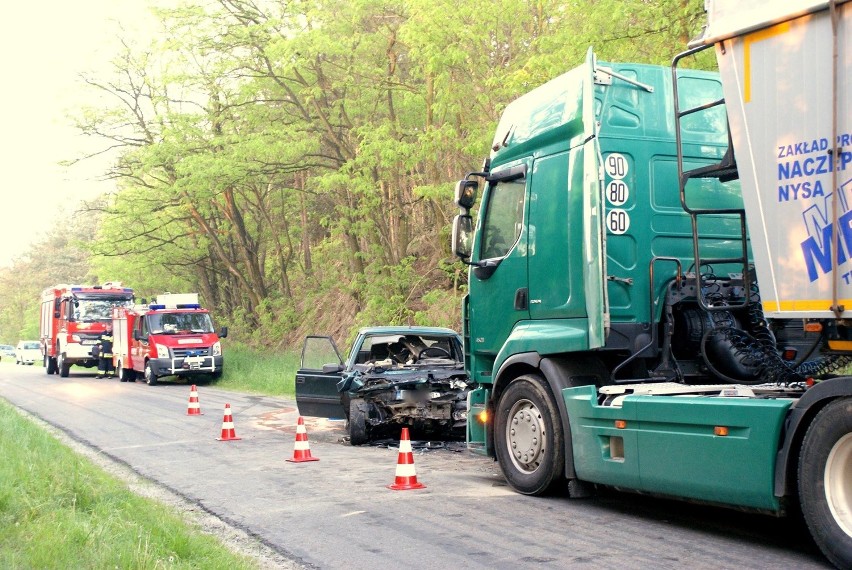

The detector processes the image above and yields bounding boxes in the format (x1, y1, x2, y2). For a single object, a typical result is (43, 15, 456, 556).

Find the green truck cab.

(451, 3, 852, 564)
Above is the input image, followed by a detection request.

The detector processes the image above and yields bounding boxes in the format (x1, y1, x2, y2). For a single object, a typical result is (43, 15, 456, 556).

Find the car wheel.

(58, 352, 70, 378)
(494, 374, 565, 495)
(799, 397, 852, 569)
(144, 362, 158, 386)
(348, 399, 370, 446)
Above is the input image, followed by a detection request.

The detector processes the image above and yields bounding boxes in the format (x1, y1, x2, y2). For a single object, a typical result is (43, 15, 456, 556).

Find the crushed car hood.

(337, 361, 469, 394)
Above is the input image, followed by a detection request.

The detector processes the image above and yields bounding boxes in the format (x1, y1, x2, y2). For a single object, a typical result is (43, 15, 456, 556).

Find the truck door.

(295, 336, 346, 419)
(466, 162, 531, 364)
(131, 317, 148, 372)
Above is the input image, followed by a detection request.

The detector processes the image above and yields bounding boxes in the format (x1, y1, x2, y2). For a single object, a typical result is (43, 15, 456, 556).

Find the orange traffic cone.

(186, 384, 203, 416)
(216, 403, 241, 441)
(387, 427, 426, 490)
(286, 416, 319, 462)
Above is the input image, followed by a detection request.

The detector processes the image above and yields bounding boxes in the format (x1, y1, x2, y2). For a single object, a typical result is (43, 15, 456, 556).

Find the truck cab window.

(480, 179, 526, 259)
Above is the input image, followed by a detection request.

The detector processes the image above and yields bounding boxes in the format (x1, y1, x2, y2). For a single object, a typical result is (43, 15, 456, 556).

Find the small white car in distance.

(16, 340, 41, 365)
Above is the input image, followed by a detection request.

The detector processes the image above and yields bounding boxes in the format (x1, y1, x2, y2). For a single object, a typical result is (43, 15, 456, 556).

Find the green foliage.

(0, 400, 257, 569)
(0, 206, 99, 345)
(1, 0, 714, 348)
(213, 344, 299, 396)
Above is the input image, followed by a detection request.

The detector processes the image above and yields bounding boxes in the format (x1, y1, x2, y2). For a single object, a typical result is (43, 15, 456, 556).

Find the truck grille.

(76, 333, 102, 344)
(172, 347, 211, 358)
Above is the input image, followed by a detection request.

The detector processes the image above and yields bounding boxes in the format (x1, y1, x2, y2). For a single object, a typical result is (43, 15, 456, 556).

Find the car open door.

(295, 336, 346, 419)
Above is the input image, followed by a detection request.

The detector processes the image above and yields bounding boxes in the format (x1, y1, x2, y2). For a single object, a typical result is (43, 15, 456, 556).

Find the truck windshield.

(70, 297, 134, 323)
(147, 312, 214, 335)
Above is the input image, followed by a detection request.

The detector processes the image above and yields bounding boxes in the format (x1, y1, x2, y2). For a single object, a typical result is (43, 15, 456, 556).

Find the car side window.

(480, 178, 526, 259)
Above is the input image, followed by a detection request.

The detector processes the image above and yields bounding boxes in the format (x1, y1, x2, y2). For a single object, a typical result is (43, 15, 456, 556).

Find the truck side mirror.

(322, 363, 345, 374)
(452, 214, 474, 259)
(219, 326, 228, 338)
(455, 179, 478, 210)
(133, 330, 142, 341)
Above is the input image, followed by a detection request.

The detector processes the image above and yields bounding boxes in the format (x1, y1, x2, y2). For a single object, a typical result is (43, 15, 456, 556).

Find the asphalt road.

(0, 363, 834, 569)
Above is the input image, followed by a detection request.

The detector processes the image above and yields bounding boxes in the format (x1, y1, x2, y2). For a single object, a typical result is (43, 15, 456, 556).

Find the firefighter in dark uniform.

(96, 326, 115, 378)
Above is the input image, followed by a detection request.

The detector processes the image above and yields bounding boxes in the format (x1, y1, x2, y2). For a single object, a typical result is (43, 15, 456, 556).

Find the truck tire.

(798, 397, 852, 569)
(58, 352, 70, 378)
(494, 374, 565, 495)
(144, 362, 158, 386)
(118, 362, 135, 383)
(348, 399, 370, 446)
(45, 354, 57, 375)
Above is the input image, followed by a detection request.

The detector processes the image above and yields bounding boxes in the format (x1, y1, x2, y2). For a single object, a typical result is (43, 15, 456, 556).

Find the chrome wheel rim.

(826, 432, 852, 537)
(506, 398, 546, 474)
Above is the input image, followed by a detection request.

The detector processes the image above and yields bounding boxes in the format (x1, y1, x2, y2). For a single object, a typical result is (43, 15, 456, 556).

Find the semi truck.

(112, 293, 227, 385)
(450, 1, 851, 567)
(39, 283, 135, 377)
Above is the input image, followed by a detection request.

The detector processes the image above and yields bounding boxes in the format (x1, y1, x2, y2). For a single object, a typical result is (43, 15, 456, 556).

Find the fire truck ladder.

(672, 45, 750, 312)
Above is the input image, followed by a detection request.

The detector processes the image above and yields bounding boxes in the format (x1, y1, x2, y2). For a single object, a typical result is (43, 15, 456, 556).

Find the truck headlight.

(212, 341, 222, 356)
(155, 344, 170, 359)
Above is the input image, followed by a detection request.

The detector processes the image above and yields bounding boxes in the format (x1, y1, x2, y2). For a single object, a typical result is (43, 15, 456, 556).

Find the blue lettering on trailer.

(778, 151, 852, 182)
(800, 179, 852, 281)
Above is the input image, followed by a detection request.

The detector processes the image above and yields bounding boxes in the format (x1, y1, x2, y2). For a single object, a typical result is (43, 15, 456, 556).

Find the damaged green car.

(295, 326, 471, 445)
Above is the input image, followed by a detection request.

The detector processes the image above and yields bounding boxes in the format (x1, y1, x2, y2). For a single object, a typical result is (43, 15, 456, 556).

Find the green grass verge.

(0, 400, 259, 569)
(213, 345, 300, 397)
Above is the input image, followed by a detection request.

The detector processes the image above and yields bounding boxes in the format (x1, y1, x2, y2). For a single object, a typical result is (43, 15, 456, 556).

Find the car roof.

(357, 325, 460, 338)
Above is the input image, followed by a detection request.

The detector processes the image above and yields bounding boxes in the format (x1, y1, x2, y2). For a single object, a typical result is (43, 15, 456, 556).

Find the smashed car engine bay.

(339, 356, 471, 444)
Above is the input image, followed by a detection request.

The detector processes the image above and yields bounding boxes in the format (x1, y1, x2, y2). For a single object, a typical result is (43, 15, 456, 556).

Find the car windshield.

(70, 296, 134, 323)
(358, 333, 460, 364)
(22, 342, 40, 350)
(147, 312, 214, 334)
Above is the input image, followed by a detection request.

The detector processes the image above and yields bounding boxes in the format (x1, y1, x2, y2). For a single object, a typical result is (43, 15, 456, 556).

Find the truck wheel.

(348, 399, 370, 446)
(58, 353, 70, 378)
(44, 354, 57, 375)
(144, 362, 158, 386)
(494, 374, 565, 495)
(798, 397, 852, 569)
(118, 362, 135, 383)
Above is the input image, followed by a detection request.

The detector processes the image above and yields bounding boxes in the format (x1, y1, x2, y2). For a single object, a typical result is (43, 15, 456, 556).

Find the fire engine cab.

(112, 293, 227, 385)
(40, 283, 135, 377)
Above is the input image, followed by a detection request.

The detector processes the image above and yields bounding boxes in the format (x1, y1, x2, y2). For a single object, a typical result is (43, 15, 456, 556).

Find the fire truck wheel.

(58, 353, 70, 378)
(118, 362, 134, 383)
(44, 354, 57, 375)
(494, 374, 565, 496)
(144, 362, 158, 386)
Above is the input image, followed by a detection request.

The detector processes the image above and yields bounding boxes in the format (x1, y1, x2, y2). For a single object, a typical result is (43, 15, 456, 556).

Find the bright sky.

(0, 1, 165, 268)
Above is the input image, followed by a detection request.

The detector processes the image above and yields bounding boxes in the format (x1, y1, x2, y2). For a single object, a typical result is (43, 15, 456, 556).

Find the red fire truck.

(112, 293, 227, 385)
(40, 283, 135, 377)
